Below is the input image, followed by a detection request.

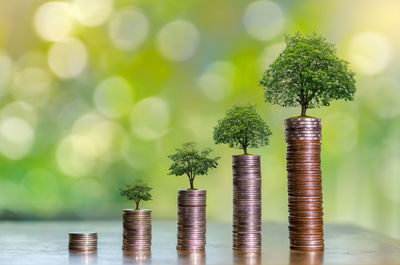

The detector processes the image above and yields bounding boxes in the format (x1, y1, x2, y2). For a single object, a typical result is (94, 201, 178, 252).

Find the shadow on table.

(177, 250, 206, 265)
(69, 252, 98, 265)
(289, 250, 324, 265)
(233, 251, 261, 265)
(123, 251, 151, 265)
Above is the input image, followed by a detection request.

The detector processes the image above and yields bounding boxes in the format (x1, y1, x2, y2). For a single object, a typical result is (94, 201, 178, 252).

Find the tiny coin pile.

(232, 155, 262, 252)
(122, 209, 152, 252)
(68, 232, 97, 252)
(177, 189, 207, 251)
(285, 118, 324, 251)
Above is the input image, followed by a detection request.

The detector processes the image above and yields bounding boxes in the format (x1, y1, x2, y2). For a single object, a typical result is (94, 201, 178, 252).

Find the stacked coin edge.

(69, 232, 98, 252)
(122, 209, 152, 252)
(285, 118, 324, 251)
(232, 155, 262, 252)
(177, 189, 207, 251)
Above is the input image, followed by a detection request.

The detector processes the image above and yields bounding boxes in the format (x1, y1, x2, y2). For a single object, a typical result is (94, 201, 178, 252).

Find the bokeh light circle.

(108, 8, 149, 51)
(48, 38, 88, 79)
(324, 113, 358, 154)
(131, 97, 170, 140)
(13, 67, 53, 107)
(197, 61, 236, 101)
(57, 112, 123, 177)
(378, 140, 400, 202)
(0, 117, 35, 160)
(34, 1, 74, 42)
(0, 51, 13, 97)
(243, 0, 285, 41)
(94, 76, 133, 119)
(73, 0, 114, 27)
(347, 31, 391, 75)
(156, 20, 200, 61)
(57, 134, 95, 177)
(1, 101, 37, 126)
(363, 77, 400, 119)
(258, 42, 285, 73)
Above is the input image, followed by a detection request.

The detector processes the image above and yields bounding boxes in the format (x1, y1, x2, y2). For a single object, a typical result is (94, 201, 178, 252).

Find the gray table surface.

(1, 221, 400, 265)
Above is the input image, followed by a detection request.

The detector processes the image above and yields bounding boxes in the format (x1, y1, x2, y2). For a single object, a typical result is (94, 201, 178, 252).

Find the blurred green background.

(0, 0, 399, 239)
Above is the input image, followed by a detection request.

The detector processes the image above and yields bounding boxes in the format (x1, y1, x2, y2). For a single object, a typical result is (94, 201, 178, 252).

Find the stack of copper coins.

(122, 209, 152, 252)
(177, 189, 207, 251)
(285, 117, 324, 251)
(232, 155, 262, 252)
(68, 232, 97, 252)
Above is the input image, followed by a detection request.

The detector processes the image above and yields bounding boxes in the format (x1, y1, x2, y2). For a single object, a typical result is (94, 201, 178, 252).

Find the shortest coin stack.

(68, 232, 98, 252)
(123, 209, 152, 252)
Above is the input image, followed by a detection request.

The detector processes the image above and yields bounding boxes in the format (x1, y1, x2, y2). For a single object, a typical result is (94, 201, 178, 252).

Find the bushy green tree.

(168, 142, 220, 190)
(120, 181, 152, 210)
(213, 105, 272, 155)
(260, 32, 356, 116)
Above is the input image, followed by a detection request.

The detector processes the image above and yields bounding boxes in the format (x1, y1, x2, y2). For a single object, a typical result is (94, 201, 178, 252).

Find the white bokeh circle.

(34, 1, 74, 42)
(197, 61, 236, 101)
(347, 31, 391, 75)
(131, 97, 170, 140)
(48, 38, 88, 79)
(13, 67, 53, 107)
(0, 117, 35, 160)
(108, 8, 149, 51)
(94, 76, 134, 119)
(73, 0, 114, 27)
(0, 51, 13, 97)
(243, 0, 285, 41)
(156, 20, 200, 61)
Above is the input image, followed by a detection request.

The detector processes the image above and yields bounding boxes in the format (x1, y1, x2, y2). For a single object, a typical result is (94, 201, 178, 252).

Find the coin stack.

(122, 209, 152, 252)
(285, 117, 324, 251)
(177, 189, 207, 251)
(68, 232, 97, 252)
(232, 155, 262, 252)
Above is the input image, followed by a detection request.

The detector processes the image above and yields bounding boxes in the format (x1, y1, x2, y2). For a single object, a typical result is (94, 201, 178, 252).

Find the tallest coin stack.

(285, 117, 324, 251)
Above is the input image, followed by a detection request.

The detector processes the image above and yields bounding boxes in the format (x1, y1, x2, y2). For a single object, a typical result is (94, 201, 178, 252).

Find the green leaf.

(213, 104, 272, 154)
(120, 181, 152, 210)
(260, 32, 356, 115)
(167, 142, 220, 189)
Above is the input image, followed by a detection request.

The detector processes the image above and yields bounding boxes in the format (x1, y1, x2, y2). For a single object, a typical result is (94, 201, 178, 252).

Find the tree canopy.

(120, 181, 152, 210)
(213, 105, 272, 155)
(168, 142, 219, 190)
(260, 32, 356, 116)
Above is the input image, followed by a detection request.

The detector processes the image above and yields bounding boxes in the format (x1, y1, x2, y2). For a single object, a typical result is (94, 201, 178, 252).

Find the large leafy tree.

(260, 32, 356, 116)
(213, 105, 272, 155)
(168, 142, 220, 190)
(120, 181, 152, 210)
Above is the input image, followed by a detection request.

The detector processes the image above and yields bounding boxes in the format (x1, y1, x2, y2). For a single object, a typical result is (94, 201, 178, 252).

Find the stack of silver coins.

(122, 209, 152, 252)
(68, 232, 97, 252)
(177, 189, 207, 251)
(285, 118, 324, 251)
(232, 155, 262, 252)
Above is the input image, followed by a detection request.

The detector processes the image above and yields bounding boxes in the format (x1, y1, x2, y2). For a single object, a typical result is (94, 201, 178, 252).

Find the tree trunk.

(190, 178, 194, 189)
(243, 145, 248, 155)
(301, 104, 307, 116)
(135, 200, 140, 210)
